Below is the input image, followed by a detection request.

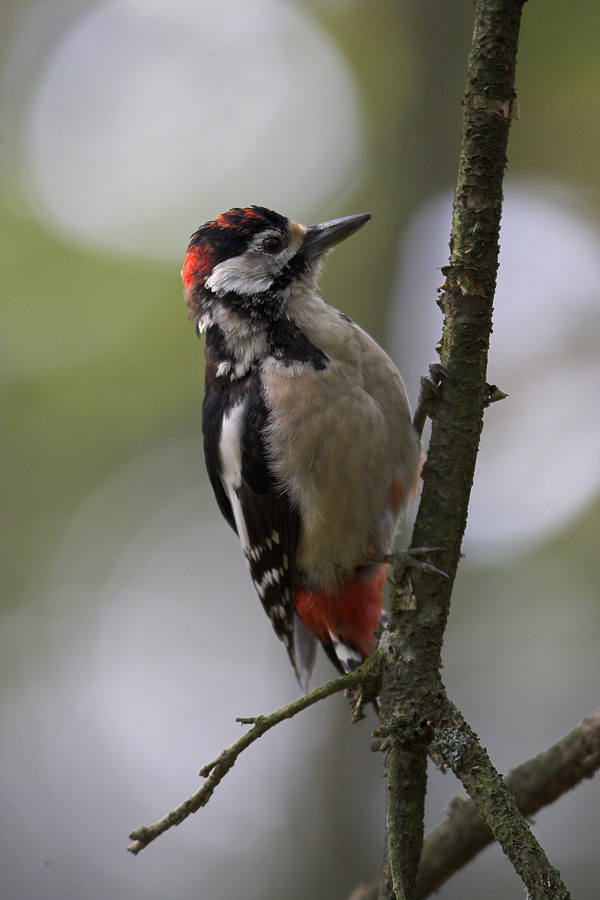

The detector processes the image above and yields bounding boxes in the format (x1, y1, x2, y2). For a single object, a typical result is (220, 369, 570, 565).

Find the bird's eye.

(262, 235, 284, 254)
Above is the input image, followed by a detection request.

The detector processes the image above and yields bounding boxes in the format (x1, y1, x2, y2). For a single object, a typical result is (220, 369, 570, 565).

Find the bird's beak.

(303, 213, 372, 258)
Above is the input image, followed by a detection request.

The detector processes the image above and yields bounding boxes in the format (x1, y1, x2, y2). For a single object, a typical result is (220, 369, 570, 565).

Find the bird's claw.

(413, 363, 454, 437)
(427, 362, 453, 389)
(380, 547, 449, 584)
(344, 685, 369, 722)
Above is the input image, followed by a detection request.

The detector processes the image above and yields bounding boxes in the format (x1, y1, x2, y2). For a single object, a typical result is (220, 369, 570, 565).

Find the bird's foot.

(375, 548, 449, 610)
(379, 547, 448, 583)
(412, 363, 454, 438)
(344, 684, 370, 722)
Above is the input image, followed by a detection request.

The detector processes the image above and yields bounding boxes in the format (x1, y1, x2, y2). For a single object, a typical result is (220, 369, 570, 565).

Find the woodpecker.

(183, 206, 421, 691)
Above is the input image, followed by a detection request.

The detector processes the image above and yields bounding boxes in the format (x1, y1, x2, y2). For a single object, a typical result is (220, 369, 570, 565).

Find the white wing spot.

(255, 566, 284, 599)
(270, 604, 286, 623)
(245, 545, 261, 562)
(246, 531, 286, 563)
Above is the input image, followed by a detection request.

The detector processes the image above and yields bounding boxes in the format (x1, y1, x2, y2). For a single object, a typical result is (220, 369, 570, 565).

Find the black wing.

(202, 355, 302, 675)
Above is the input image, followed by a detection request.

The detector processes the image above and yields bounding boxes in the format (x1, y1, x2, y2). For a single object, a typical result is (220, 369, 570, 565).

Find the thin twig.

(127, 667, 366, 854)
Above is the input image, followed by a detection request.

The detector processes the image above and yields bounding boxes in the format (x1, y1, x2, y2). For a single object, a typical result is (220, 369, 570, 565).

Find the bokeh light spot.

(22, 0, 363, 259)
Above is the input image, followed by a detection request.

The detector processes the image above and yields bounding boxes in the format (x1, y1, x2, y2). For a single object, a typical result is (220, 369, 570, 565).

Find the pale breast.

(261, 322, 420, 587)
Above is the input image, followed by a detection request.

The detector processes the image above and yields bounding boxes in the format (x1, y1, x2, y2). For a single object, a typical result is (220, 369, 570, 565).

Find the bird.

(182, 206, 422, 692)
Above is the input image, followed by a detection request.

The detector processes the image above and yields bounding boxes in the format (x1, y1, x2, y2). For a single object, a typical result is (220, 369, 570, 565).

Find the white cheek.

(206, 255, 274, 296)
(205, 244, 298, 298)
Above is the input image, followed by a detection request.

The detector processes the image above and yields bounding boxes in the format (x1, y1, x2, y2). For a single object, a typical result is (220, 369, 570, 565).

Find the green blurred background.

(2, 1, 599, 898)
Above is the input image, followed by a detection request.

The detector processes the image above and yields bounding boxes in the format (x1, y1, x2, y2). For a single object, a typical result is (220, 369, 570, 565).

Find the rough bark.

(416, 706, 600, 898)
(377, 2, 569, 898)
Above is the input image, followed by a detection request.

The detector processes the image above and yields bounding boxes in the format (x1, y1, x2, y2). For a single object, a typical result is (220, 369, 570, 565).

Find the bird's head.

(182, 206, 371, 330)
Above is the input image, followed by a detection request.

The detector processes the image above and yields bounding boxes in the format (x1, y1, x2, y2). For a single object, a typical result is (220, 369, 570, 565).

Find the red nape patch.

(181, 244, 213, 288)
(295, 565, 388, 661)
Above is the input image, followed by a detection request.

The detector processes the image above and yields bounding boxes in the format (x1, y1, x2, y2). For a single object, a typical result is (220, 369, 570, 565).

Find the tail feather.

(326, 630, 363, 674)
(291, 614, 318, 693)
(321, 633, 380, 715)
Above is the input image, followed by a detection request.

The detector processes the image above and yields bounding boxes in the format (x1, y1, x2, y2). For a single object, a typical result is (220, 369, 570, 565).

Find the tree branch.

(127, 666, 367, 854)
(430, 700, 569, 899)
(374, 1, 572, 897)
(352, 707, 600, 900)
(416, 706, 600, 898)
